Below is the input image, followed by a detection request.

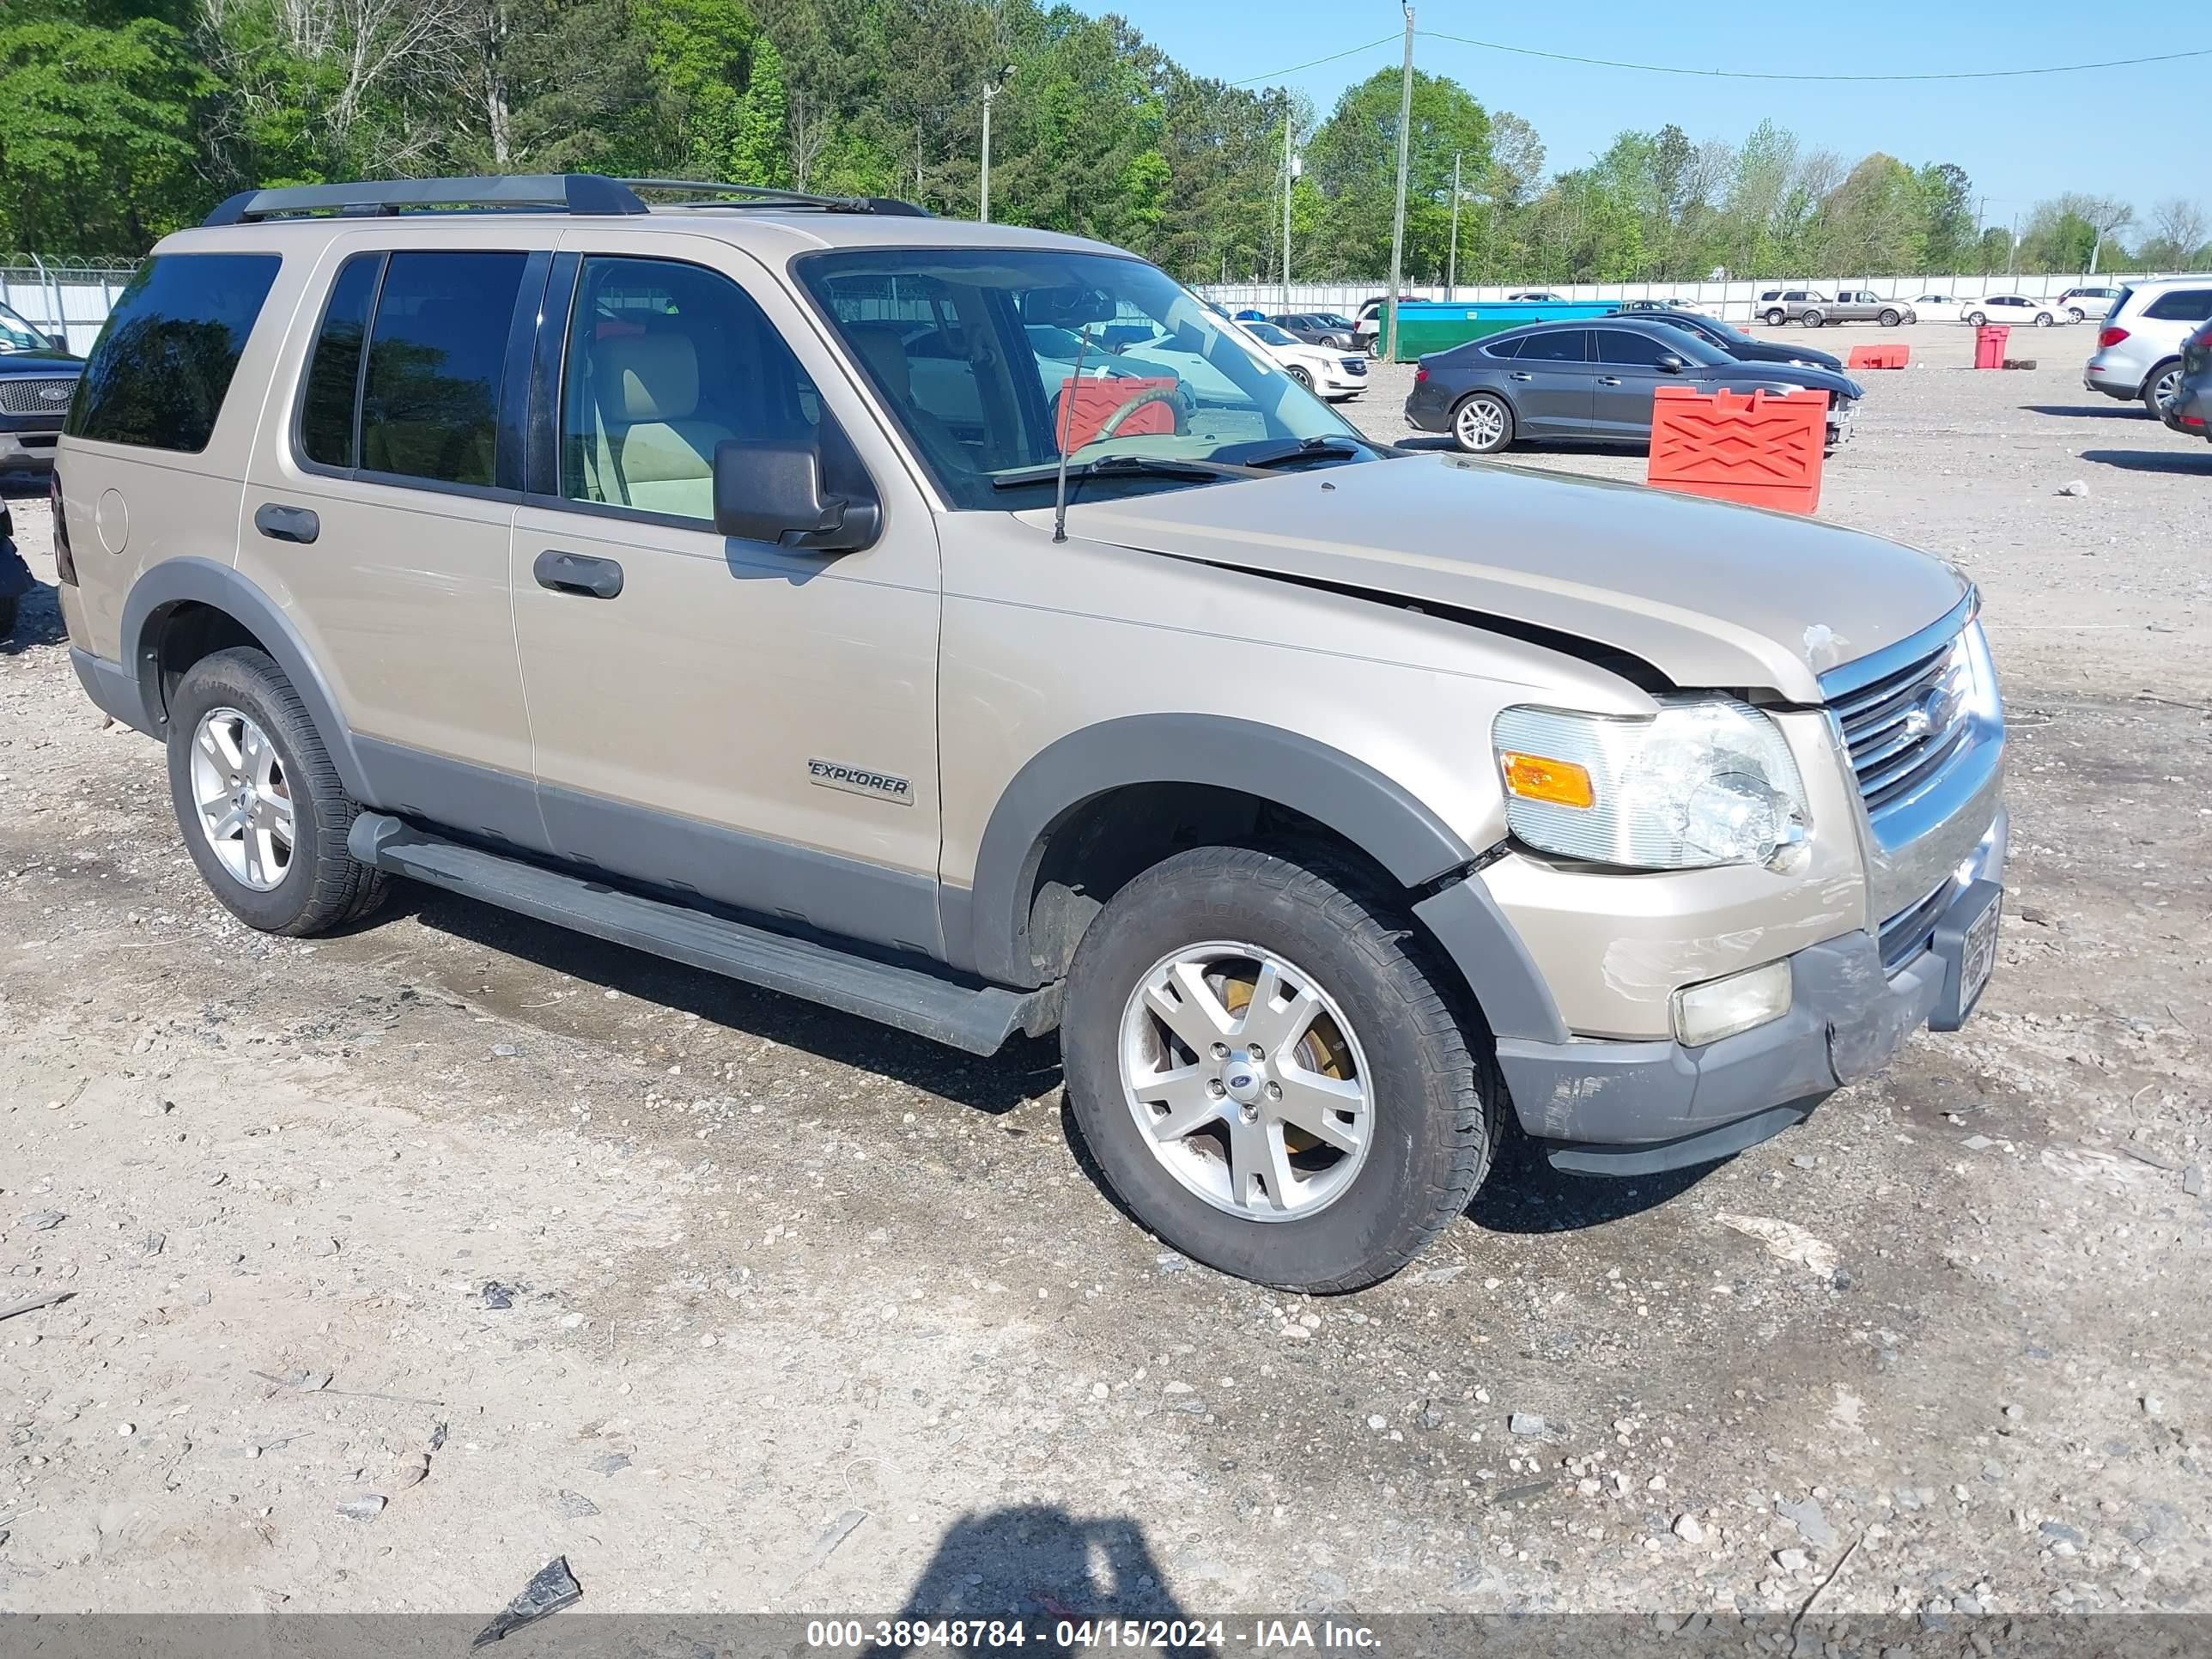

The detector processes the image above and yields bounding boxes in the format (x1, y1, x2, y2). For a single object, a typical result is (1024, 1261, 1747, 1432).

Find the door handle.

(254, 503, 319, 544)
(534, 549, 623, 599)
(1598, 376, 1623, 386)
(1510, 371, 1534, 381)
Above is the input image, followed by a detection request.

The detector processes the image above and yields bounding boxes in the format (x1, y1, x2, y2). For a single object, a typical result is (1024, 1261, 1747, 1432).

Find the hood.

(1067, 454, 1966, 702)
(1711, 361, 1860, 399)
(1729, 340, 1844, 371)
(0, 349, 82, 371)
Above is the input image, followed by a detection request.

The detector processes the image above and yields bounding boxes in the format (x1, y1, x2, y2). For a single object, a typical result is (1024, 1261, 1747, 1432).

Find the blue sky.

(1113, 0, 2206, 235)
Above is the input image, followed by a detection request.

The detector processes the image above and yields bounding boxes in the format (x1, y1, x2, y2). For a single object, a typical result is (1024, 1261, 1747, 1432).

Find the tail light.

(1414, 366, 1429, 382)
(2098, 326, 2130, 349)
(49, 468, 76, 586)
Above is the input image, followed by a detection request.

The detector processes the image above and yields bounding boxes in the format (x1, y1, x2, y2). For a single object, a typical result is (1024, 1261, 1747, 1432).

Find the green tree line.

(3, 0, 2206, 283)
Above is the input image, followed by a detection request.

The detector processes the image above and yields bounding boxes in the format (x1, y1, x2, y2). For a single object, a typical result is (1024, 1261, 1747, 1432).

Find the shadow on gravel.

(2079, 447, 2212, 476)
(860, 1504, 1197, 1656)
(2022, 404, 2150, 419)
(398, 884, 1058, 1115)
(1464, 1121, 1711, 1236)
(0, 579, 66, 655)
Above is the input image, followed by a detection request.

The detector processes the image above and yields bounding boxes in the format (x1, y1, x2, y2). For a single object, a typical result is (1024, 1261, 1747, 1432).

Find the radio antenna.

(1052, 323, 1094, 544)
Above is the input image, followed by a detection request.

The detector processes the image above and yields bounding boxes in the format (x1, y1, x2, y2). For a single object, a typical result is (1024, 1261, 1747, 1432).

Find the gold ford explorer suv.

(54, 175, 2006, 1291)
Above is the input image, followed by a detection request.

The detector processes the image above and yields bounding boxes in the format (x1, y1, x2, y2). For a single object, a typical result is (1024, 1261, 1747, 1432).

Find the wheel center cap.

(1222, 1061, 1267, 1105)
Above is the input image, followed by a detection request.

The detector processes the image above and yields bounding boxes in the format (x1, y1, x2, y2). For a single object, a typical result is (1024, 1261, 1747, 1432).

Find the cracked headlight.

(1493, 698, 1809, 870)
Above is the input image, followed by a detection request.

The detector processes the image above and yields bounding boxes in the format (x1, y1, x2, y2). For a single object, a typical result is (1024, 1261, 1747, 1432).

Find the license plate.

(1930, 880, 2001, 1031)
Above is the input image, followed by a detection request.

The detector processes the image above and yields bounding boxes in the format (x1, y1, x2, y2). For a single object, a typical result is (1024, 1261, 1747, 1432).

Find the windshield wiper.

(992, 453, 1272, 490)
(1235, 434, 1391, 469)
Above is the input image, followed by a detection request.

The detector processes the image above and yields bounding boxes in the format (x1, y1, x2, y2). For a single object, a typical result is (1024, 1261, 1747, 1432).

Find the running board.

(348, 812, 1056, 1054)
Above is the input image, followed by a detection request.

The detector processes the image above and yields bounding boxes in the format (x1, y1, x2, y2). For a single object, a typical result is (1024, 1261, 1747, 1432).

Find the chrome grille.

(1878, 878, 1951, 972)
(0, 377, 76, 416)
(1829, 629, 1972, 815)
(1340, 356, 1368, 376)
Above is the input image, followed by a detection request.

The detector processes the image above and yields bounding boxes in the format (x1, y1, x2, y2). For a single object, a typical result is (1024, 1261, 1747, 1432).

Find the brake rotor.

(1217, 968, 1353, 1155)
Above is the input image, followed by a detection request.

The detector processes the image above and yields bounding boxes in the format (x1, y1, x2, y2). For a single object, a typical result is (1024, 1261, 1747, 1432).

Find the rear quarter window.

(65, 253, 282, 453)
(2143, 289, 2212, 324)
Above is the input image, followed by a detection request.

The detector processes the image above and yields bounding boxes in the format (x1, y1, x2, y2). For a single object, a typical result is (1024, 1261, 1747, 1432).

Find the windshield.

(0, 301, 51, 353)
(1243, 322, 1297, 346)
(1647, 330, 1733, 368)
(794, 247, 1364, 508)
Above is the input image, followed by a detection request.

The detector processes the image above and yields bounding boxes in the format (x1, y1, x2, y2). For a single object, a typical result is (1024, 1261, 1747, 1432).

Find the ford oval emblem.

(40, 385, 70, 401)
(1229, 1073, 1253, 1090)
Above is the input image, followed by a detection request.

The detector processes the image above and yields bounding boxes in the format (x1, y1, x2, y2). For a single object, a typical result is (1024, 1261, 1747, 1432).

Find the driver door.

(1591, 327, 1682, 437)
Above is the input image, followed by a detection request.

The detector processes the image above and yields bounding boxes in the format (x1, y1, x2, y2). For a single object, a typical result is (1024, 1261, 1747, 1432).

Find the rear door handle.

(254, 503, 319, 544)
(1597, 376, 1624, 386)
(1510, 371, 1534, 381)
(534, 549, 623, 599)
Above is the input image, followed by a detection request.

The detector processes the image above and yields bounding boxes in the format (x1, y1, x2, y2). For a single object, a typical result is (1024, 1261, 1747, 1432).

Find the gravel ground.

(2, 321, 2209, 1626)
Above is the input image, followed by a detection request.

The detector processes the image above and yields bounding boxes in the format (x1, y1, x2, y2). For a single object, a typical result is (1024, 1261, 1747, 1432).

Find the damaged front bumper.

(1493, 808, 2007, 1176)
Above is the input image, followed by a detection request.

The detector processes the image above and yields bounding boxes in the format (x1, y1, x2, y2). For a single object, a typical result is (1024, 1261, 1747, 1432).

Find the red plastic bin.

(1972, 325, 2012, 370)
(1647, 385, 1826, 515)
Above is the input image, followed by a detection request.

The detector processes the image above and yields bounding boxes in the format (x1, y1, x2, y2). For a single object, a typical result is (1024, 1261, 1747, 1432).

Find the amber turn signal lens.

(1500, 751, 1595, 810)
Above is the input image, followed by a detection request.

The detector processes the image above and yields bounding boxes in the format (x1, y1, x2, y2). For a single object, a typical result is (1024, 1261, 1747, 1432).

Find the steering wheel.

(1093, 385, 1188, 442)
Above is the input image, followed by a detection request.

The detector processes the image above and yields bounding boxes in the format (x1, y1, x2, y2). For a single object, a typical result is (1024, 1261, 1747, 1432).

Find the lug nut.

(1206, 1079, 1225, 1098)
(1247, 1043, 1266, 1062)
(1211, 1042, 1230, 1060)
(1266, 1082, 1282, 1101)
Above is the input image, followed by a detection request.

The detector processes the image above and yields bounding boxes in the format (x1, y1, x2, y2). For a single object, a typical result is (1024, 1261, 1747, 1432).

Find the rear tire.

(1060, 844, 1498, 1291)
(1449, 392, 1515, 454)
(166, 647, 386, 937)
(1966, 312, 1987, 328)
(2143, 359, 2184, 416)
(2069, 307, 2086, 324)
(1802, 311, 1825, 328)
(0, 595, 16, 641)
(1765, 309, 1787, 326)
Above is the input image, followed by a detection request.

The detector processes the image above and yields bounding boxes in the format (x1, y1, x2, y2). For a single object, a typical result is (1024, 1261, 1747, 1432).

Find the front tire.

(166, 647, 386, 936)
(1287, 365, 1314, 391)
(0, 595, 16, 641)
(1061, 845, 1498, 1291)
(1449, 392, 1515, 453)
(1878, 309, 1900, 327)
(2033, 312, 2053, 328)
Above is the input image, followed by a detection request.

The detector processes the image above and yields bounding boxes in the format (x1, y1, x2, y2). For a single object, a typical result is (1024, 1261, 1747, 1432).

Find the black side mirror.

(713, 438, 881, 553)
(48, 333, 69, 353)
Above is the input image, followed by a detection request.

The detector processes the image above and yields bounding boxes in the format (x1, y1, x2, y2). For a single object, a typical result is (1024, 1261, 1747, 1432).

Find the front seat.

(843, 324, 972, 472)
(587, 334, 733, 520)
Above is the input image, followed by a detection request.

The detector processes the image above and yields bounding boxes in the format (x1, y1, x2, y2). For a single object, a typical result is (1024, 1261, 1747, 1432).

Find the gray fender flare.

(119, 557, 372, 800)
(958, 714, 1567, 1043)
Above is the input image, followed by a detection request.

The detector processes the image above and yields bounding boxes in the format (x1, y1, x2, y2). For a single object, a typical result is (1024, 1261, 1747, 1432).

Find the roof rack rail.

(201, 173, 933, 227)
(204, 173, 650, 226)
(617, 179, 931, 217)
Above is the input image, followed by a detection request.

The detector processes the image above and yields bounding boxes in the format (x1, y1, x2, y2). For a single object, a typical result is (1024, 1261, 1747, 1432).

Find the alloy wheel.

(188, 706, 295, 891)
(1453, 395, 1508, 453)
(1117, 942, 1374, 1221)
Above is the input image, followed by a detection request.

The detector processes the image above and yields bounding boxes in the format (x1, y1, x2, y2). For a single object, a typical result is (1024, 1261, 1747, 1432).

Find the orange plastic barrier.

(1647, 385, 1826, 515)
(1972, 325, 2012, 370)
(1847, 344, 1911, 369)
(1056, 376, 1180, 452)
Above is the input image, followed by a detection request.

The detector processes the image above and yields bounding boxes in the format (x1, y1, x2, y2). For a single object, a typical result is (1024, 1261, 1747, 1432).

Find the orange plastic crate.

(1055, 376, 1180, 452)
(1647, 385, 1826, 515)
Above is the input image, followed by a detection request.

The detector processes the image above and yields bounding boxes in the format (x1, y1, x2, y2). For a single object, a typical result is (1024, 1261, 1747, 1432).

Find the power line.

(1416, 31, 2212, 83)
(1225, 35, 1399, 88)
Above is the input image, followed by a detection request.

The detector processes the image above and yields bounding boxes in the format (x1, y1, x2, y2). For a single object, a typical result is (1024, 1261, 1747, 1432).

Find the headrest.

(845, 324, 914, 401)
(592, 333, 699, 424)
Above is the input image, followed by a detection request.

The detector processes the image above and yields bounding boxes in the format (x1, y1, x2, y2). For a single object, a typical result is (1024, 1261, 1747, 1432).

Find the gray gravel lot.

(2, 319, 2208, 1625)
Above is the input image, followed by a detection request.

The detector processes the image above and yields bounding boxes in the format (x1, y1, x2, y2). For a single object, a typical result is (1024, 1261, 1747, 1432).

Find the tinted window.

(300, 254, 382, 469)
(360, 251, 526, 486)
(65, 253, 281, 453)
(1483, 335, 1523, 360)
(1515, 330, 1589, 363)
(2144, 289, 2212, 323)
(1597, 329, 1680, 367)
(561, 256, 817, 524)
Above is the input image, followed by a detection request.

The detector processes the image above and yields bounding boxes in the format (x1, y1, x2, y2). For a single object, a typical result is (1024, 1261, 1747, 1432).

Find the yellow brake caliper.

(1218, 970, 1352, 1155)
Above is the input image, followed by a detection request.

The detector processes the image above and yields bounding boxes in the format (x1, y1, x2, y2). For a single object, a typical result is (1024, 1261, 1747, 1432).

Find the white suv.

(2057, 285, 2121, 323)
(2083, 278, 2212, 416)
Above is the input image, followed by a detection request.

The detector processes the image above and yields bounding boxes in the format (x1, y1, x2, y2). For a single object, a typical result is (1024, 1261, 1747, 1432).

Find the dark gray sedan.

(1404, 319, 1863, 455)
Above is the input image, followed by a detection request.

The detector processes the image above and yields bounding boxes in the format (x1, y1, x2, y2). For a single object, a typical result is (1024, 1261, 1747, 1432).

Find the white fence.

(1198, 272, 2211, 325)
(3, 264, 140, 356)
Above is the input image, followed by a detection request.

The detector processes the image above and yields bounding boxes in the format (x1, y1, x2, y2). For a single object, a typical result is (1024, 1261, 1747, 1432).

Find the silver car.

(2083, 277, 2212, 416)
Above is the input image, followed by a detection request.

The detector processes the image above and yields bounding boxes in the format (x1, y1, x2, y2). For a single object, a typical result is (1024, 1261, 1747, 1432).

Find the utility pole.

(1282, 110, 1296, 313)
(979, 65, 1012, 223)
(1447, 150, 1462, 300)
(1383, 3, 1415, 363)
(2008, 213, 2020, 278)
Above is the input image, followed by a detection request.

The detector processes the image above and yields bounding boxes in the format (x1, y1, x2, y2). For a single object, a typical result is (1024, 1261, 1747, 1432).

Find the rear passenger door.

(1500, 330, 1596, 435)
(506, 232, 948, 960)
(241, 234, 548, 852)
